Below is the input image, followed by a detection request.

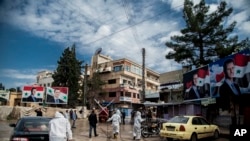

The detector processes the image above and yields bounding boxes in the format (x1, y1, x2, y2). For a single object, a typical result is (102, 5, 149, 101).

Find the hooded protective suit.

(107, 109, 121, 134)
(133, 111, 144, 139)
(49, 111, 73, 141)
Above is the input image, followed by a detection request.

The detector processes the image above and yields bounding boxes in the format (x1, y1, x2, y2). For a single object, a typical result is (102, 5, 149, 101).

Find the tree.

(166, 0, 249, 67)
(52, 44, 83, 107)
(86, 71, 106, 109)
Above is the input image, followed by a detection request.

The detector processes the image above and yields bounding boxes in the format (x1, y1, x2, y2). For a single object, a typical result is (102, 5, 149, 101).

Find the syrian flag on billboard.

(234, 54, 249, 78)
(215, 71, 225, 86)
(197, 69, 206, 86)
(0, 90, 10, 100)
(205, 70, 210, 84)
(22, 86, 44, 99)
(185, 81, 192, 92)
(46, 87, 68, 103)
(245, 55, 250, 74)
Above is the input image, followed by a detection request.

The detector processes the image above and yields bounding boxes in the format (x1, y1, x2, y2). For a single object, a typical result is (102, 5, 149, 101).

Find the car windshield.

(19, 118, 50, 132)
(168, 116, 189, 123)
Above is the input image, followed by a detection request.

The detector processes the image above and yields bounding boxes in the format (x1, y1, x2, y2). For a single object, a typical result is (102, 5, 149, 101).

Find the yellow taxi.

(160, 115, 219, 141)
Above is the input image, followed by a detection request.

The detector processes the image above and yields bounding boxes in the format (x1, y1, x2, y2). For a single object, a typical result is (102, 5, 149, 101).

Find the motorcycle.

(141, 120, 162, 138)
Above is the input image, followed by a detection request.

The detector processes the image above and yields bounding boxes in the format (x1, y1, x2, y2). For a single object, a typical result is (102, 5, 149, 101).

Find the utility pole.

(142, 48, 145, 103)
(83, 64, 88, 106)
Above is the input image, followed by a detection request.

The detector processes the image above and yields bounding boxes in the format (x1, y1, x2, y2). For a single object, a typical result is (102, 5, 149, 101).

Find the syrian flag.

(215, 71, 225, 86)
(205, 70, 210, 84)
(197, 69, 206, 86)
(22, 86, 44, 99)
(245, 56, 250, 74)
(234, 54, 248, 78)
(185, 81, 192, 92)
(0, 90, 10, 100)
(46, 87, 68, 103)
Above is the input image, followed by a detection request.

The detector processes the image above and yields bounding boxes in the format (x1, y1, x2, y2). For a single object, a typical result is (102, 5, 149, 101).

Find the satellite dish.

(95, 48, 102, 55)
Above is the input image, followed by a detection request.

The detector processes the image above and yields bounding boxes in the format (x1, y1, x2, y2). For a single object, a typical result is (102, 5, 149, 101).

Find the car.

(160, 115, 220, 141)
(9, 116, 52, 141)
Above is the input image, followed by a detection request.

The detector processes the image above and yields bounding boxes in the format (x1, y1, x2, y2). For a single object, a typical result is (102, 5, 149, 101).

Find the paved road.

(1, 118, 229, 141)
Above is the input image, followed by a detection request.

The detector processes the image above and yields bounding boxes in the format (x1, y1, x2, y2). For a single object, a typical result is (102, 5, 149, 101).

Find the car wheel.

(214, 130, 219, 139)
(190, 133, 197, 141)
(141, 128, 150, 138)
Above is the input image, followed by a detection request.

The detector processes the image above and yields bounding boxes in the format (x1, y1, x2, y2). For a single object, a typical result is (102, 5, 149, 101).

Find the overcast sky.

(0, 0, 249, 89)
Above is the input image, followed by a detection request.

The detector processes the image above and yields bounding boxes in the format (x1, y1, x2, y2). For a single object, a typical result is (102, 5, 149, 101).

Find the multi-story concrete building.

(36, 70, 54, 87)
(90, 54, 160, 110)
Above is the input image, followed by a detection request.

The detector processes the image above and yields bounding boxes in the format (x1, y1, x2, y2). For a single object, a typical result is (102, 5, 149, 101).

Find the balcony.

(119, 96, 132, 102)
(98, 66, 112, 73)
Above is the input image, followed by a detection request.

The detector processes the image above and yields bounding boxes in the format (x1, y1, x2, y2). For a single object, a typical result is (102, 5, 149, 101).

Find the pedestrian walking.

(107, 109, 121, 139)
(65, 110, 70, 120)
(70, 109, 77, 128)
(133, 111, 144, 140)
(49, 111, 73, 141)
(88, 110, 99, 138)
(35, 108, 43, 116)
(121, 110, 126, 125)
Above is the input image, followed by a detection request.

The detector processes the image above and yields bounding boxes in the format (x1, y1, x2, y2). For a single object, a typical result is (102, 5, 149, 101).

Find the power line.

(83, 3, 184, 46)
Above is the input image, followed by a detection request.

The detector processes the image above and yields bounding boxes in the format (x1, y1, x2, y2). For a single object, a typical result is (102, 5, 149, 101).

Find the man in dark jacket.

(35, 108, 43, 116)
(88, 110, 98, 138)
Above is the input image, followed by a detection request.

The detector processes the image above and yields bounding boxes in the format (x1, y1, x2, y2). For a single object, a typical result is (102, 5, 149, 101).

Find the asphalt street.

(0, 118, 229, 141)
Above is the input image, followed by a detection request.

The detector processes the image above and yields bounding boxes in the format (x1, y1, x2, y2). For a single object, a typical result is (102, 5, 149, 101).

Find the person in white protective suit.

(49, 111, 73, 141)
(133, 111, 144, 140)
(107, 109, 121, 139)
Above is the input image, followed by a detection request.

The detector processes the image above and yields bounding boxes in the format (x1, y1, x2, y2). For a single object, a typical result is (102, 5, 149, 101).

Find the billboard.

(209, 49, 250, 113)
(46, 87, 68, 104)
(0, 90, 10, 101)
(209, 49, 250, 98)
(183, 65, 210, 100)
(22, 86, 44, 103)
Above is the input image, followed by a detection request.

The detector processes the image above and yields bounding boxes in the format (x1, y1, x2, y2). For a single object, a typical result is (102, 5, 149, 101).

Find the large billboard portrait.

(209, 49, 250, 98)
(46, 87, 68, 104)
(183, 65, 210, 100)
(22, 86, 44, 103)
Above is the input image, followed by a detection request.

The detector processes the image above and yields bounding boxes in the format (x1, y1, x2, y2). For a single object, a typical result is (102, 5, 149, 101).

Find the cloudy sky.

(0, 0, 249, 89)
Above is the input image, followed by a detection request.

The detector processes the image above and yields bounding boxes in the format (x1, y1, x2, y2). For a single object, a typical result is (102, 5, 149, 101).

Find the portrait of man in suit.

(186, 73, 203, 100)
(219, 58, 241, 125)
(46, 88, 65, 104)
(24, 87, 42, 102)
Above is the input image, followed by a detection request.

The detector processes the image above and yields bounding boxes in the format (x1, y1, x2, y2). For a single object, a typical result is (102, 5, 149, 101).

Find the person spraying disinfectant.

(133, 111, 145, 140)
(107, 109, 121, 139)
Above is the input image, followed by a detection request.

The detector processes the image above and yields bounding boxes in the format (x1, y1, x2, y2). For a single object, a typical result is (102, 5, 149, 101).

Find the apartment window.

(133, 93, 136, 98)
(123, 80, 127, 84)
(108, 79, 116, 84)
(120, 91, 124, 96)
(114, 65, 122, 72)
(125, 65, 130, 72)
(125, 92, 131, 97)
(137, 94, 140, 99)
(109, 92, 116, 97)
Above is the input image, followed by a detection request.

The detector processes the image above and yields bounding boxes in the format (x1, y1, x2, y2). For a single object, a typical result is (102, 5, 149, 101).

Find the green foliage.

(9, 88, 16, 92)
(166, 0, 249, 67)
(52, 44, 83, 107)
(86, 71, 106, 109)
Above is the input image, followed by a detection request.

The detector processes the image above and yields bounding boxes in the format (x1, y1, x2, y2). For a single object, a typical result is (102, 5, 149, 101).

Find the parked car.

(9, 116, 52, 141)
(160, 115, 220, 141)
